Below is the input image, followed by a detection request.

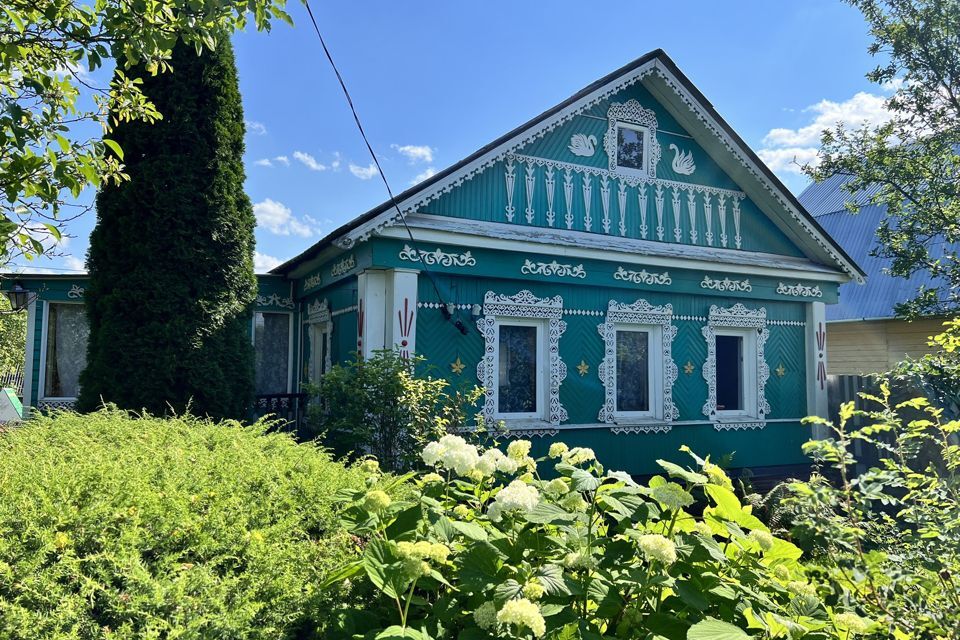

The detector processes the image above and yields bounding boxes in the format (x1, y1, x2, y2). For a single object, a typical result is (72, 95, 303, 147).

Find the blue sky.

(28, 0, 896, 275)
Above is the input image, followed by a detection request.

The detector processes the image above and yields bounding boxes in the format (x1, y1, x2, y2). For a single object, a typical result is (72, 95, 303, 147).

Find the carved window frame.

(476, 290, 567, 426)
(597, 299, 678, 425)
(305, 298, 333, 382)
(603, 99, 662, 178)
(701, 303, 770, 422)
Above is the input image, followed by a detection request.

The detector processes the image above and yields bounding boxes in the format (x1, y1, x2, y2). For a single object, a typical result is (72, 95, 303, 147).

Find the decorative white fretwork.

(568, 133, 597, 157)
(603, 99, 661, 177)
(304, 273, 322, 291)
(476, 290, 567, 426)
(613, 266, 672, 286)
(700, 275, 752, 292)
(504, 158, 516, 222)
(686, 189, 698, 244)
(776, 282, 823, 298)
(306, 298, 331, 324)
(330, 255, 356, 277)
(399, 244, 476, 267)
(717, 194, 728, 248)
(520, 260, 586, 279)
(617, 179, 628, 237)
(671, 187, 682, 242)
(701, 303, 770, 421)
(668, 143, 696, 175)
(256, 293, 295, 309)
(654, 184, 665, 240)
(703, 193, 714, 246)
(563, 169, 574, 229)
(544, 165, 556, 227)
(524, 161, 536, 224)
(600, 175, 611, 234)
(67, 284, 84, 299)
(713, 421, 766, 432)
(732, 196, 743, 249)
(638, 184, 649, 239)
(306, 299, 333, 378)
(503, 428, 561, 439)
(330, 304, 358, 318)
(597, 299, 678, 424)
(611, 423, 672, 435)
(582, 173, 593, 231)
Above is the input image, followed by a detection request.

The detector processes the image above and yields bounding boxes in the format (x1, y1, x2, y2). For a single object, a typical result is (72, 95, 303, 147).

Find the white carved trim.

(306, 298, 331, 324)
(568, 133, 597, 157)
(304, 273, 322, 291)
(398, 244, 476, 267)
(330, 255, 356, 277)
(545, 165, 556, 227)
(700, 275, 752, 292)
(613, 266, 672, 286)
(713, 421, 765, 432)
(477, 290, 567, 426)
(668, 143, 696, 175)
(611, 423, 672, 435)
(520, 260, 586, 279)
(701, 304, 770, 421)
(256, 293, 295, 309)
(67, 284, 84, 299)
(603, 99, 661, 178)
(504, 158, 516, 222)
(597, 299, 678, 424)
(524, 161, 536, 224)
(306, 299, 334, 381)
(331, 304, 358, 318)
(776, 282, 823, 298)
(502, 428, 560, 439)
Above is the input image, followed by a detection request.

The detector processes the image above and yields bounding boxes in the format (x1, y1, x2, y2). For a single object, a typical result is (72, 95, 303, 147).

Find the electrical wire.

(301, 1, 467, 334)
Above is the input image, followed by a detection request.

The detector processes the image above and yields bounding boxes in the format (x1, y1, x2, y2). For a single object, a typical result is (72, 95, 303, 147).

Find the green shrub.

(305, 350, 482, 471)
(782, 383, 960, 638)
(324, 436, 867, 639)
(0, 408, 368, 639)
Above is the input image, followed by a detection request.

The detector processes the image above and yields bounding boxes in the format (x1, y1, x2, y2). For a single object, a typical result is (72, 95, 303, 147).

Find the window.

(715, 334, 744, 412)
(497, 322, 542, 416)
(43, 303, 89, 399)
(616, 124, 647, 172)
(254, 312, 291, 395)
(598, 299, 678, 425)
(477, 290, 568, 426)
(306, 299, 333, 383)
(702, 304, 770, 422)
(616, 329, 651, 413)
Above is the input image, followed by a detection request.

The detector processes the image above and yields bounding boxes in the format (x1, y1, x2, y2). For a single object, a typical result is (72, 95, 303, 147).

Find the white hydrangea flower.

(545, 478, 568, 496)
(638, 533, 677, 565)
(563, 447, 595, 465)
(835, 612, 873, 635)
(421, 435, 481, 476)
(492, 479, 540, 514)
(507, 439, 532, 460)
(749, 529, 775, 551)
(548, 442, 569, 458)
(497, 598, 546, 637)
(473, 601, 497, 630)
(421, 441, 444, 467)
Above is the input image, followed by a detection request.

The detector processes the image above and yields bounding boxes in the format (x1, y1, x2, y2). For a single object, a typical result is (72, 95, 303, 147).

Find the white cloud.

(254, 251, 284, 272)
(392, 144, 434, 164)
(331, 151, 342, 171)
(758, 89, 895, 177)
(254, 155, 292, 169)
(253, 198, 314, 238)
(254, 158, 273, 167)
(63, 255, 85, 272)
(274, 155, 290, 166)
(293, 151, 327, 172)
(349, 163, 378, 180)
(410, 167, 437, 185)
(246, 120, 267, 136)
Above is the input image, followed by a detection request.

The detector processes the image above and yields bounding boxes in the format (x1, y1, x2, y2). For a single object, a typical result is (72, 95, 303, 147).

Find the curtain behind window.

(44, 303, 89, 398)
(255, 312, 290, 395)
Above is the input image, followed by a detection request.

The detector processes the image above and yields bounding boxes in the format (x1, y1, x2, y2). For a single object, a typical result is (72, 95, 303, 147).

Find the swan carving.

(669, 143, 696, 175)
(568, 133, 597, 157)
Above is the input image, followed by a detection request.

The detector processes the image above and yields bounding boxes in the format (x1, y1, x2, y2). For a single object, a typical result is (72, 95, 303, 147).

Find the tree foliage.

(78, 39, 256, 420)
(0, 0, 290, 262)
(305, 350, 483, 472)
(807, 0, 960, 317)
(0, 297, 26, 377)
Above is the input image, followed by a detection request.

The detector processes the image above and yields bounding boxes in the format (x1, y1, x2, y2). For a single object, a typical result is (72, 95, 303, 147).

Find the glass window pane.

(498, 324, 538, 414)
(716, 335, 743, 411)
(255, 312, 290, 395)
(44, 303, 89, 398)
(617, 126, 645, 170)
(616, 330, 650, 412)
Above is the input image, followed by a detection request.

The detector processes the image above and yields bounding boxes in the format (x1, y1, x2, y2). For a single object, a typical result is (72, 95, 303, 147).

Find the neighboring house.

(798, 174, 948, 377)
(4, 50, 865, 476)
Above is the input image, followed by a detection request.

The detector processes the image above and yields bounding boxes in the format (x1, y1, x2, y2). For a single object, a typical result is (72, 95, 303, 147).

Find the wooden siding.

(827, 318, 945, 375)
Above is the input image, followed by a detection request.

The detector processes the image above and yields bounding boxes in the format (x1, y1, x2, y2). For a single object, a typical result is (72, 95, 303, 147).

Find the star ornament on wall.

(683, 360, 695, 375)
(450, 357, 465, 375)
(775, 363, 786, 378)
(577, 360, 590, 376)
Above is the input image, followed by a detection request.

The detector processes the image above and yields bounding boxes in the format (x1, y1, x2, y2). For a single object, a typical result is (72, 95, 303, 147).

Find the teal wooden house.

(6, 51, 863, 476)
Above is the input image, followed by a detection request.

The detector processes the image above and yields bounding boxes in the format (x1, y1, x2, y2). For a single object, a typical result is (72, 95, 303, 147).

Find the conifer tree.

(79, 38, 256, 419)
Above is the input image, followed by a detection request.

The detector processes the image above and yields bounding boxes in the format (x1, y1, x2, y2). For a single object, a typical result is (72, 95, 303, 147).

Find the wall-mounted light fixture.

(4, 282, 30, 313)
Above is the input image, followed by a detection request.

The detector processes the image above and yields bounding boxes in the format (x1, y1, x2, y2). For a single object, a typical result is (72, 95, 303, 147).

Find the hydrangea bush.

(324, 435, 869, 639)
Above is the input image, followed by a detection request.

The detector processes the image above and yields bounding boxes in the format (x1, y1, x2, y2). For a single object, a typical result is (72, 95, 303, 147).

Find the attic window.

(615, 124, 647, 173)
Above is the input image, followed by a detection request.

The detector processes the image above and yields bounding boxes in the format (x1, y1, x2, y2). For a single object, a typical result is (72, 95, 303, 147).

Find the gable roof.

(800, 174, 951, 321)
(274, 49, 864, 282)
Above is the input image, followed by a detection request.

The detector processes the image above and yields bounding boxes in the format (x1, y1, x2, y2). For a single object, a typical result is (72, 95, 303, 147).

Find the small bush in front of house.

(0, 408, 372, 639)
(305, 350, 482, 471)
(323, 436, 869, 639)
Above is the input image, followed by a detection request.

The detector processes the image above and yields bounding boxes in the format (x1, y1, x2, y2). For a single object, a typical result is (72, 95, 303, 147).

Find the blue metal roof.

(798, 176, 949, 321)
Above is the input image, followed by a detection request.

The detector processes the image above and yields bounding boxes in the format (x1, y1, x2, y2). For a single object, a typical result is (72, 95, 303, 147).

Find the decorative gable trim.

(701, 303, 771, 421)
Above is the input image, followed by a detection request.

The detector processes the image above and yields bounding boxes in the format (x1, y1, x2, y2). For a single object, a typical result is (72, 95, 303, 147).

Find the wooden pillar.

(386, 268, 419, 359)
(356, 269, 387, 358)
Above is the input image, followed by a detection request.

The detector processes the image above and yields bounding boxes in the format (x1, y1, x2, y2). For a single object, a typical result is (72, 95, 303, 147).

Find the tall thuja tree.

(79, 38, 256, 419)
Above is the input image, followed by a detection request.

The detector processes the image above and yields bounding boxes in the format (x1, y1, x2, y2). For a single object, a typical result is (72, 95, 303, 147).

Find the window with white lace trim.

(495, 320, 545, 419)
(614, 326, 663, 419)
(615, 123, 649, 174)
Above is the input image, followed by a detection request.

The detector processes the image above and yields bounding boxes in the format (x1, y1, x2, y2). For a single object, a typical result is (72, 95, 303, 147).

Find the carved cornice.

(399, 244, 476, 267)
(613, 266, 671, 286)
(700, 275, 752, 292)
(256, 293, 295, 310)
(520, 260, 586, 279)
(330, 254, 356, 277)
(776, 282, 823, 298)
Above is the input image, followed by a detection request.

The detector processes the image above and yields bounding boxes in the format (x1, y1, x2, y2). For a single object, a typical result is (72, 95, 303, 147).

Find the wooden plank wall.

(827, 318, 945, 376)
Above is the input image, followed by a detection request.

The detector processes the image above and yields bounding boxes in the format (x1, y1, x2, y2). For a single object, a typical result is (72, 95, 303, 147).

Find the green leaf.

(534, 564, 570, 595)
(571, 468, 602, 491)
(102, 138, 124, 160)
(687, 617, 750, 640)
(375, 625, 427, 640)
(363, 539, 406, 599)
(525, 501, 576, 524)
(451, 519, 488, 541)
(318, 559, 363, 591)
(657, 459, 708, 485)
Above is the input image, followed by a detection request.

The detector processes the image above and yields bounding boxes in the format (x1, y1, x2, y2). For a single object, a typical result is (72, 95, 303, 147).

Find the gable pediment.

(296, 51, 862, 283)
